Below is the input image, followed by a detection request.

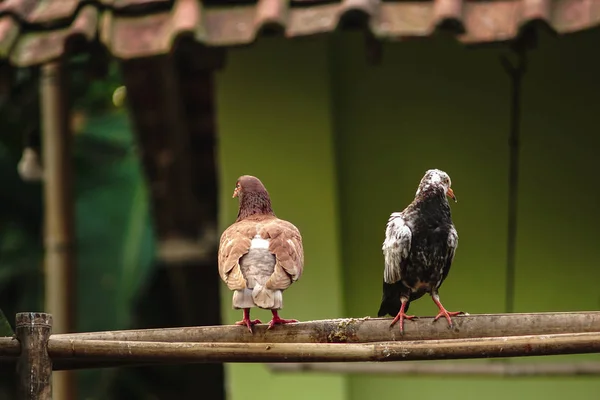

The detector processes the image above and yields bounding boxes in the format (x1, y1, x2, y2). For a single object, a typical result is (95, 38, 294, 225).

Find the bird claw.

(433, 310, 464, 328)
(389, 312, 416, 334)
(235, 318, 262, 333)
(267, 316, 298, 330)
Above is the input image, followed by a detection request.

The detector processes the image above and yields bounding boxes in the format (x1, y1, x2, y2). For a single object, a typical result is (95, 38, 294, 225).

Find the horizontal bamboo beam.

(54, 312, 600, 344)
(31, 331, 600, 366)
(2, 313, 600, 371)
(3, 332, 600, 370)
(0, 337, 20, 357)
(53, 359, 153, 371)
(268, 361, 600, 377)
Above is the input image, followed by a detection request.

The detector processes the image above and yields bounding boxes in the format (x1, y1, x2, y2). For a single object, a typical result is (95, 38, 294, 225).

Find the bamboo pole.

(41, 61, 76, 400)
(3, 313, 600, 372)
(0, 337, 21, 356)
(55, 312, 600, 343)
(33, 331, 600, 365)
(268, 361, 600, 377)
(3, 331, 600, 371)
(16, 313, 53, 400)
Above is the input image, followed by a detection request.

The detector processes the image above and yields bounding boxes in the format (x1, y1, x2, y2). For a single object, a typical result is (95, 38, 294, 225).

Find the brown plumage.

(218, 175, 304, 332)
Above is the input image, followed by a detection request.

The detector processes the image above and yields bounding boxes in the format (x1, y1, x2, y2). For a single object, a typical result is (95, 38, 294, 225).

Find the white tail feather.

(252, 283, 283, 309)
(232, 289, 255, 309)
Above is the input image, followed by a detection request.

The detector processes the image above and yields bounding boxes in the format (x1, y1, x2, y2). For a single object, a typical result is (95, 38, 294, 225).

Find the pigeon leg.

(389, 298, 415, 334)
(267, 310, 298, 330)
(432, 293, 464, 328)
(235, 308, 262, 333)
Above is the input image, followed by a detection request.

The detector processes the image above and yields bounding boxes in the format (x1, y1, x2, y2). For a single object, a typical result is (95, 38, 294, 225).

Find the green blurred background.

(1, 26, 600, 399)
(217, 29, 600, 400)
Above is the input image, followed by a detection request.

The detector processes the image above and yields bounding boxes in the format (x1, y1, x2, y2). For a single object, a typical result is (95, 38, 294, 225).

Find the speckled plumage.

(378, 169, 462, 333)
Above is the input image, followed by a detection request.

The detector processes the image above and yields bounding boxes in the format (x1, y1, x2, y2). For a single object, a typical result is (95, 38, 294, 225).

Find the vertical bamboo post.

(16, 313, 53, 400)
(40, 62, 76, 400)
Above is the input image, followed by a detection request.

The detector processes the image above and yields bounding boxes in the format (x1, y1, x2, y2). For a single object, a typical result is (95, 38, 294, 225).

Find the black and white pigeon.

(378, 169, 464, 334)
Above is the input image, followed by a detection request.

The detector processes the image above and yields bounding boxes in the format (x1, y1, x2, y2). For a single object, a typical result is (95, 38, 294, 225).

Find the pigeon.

(218, 175, 304, 332)
(378, 169, 463, 334)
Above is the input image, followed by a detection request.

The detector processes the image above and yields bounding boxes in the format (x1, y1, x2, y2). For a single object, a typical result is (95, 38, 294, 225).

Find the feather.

(378, 169, 461, 330)
(382, 212, 412, 284)
(218, 176, 304, 312)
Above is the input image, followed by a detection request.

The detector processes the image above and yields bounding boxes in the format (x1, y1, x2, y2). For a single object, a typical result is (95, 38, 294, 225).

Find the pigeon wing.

(261, 218, 304, 291)
(437, 225, 459, 288)
(382, 212, 412, 284)
(218, 222, 254, 291)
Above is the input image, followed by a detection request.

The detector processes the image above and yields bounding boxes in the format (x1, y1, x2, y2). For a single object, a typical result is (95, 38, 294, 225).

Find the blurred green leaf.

(0, 308, 14, 337)
(72, 111, 156, 399)
(0, 62, 155, 397)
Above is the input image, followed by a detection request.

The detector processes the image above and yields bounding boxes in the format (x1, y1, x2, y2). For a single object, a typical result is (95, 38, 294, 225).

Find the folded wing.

(218, 223, 253, 291)
(262, 219, 304, 291)
(382, 212, 412, 284)
(437, 225, 458, 288)
(218, 218, 304, 293)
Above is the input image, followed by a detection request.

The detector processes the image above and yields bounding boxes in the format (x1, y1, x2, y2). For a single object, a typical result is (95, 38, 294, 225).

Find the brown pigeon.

(218, 175, 304, 332)
(378, 169, 463, 334)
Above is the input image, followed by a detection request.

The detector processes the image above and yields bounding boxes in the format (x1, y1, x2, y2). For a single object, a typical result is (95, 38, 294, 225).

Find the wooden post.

(40, 61, 76, 400)
(119, 43, 225, 400)
(16, 313, 53, 400)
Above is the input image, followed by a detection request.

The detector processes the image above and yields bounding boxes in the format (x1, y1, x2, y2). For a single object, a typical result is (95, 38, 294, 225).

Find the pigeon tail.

(232, 289, 255, 309)
(378, 281, 411, 317)
(252, 283, 283, 309)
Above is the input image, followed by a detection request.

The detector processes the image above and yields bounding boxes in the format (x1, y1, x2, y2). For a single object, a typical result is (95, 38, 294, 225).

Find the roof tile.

(0, 17, 20, 58)
(10, 4, 98, 66)
(27, 0, 80, 24)
(0, 0, 599, 66)
(0, 0, 38, 19)
(102, 0, 203, 59)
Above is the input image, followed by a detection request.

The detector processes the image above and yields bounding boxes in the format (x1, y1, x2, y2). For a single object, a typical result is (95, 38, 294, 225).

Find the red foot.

(235, 318, 262, 333)
(389, 301, 415, 334)
(432, 295, 464, 328)
(235, 309, 261, 333)
(267, 310, 298, 330)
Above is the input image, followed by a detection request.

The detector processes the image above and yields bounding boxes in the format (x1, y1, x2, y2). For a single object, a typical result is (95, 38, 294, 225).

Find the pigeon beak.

(447, 188, 457, 202)
(232, 187, 240, 198)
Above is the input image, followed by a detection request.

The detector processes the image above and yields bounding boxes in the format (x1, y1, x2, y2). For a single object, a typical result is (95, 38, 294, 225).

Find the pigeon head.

(233, 175, 274, 221)
(415, 169, 457, 203)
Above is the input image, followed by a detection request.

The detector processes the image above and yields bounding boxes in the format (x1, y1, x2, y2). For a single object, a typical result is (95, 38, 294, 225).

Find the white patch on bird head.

(415, 169, 452, 197)
(250, 235, 270, 250)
